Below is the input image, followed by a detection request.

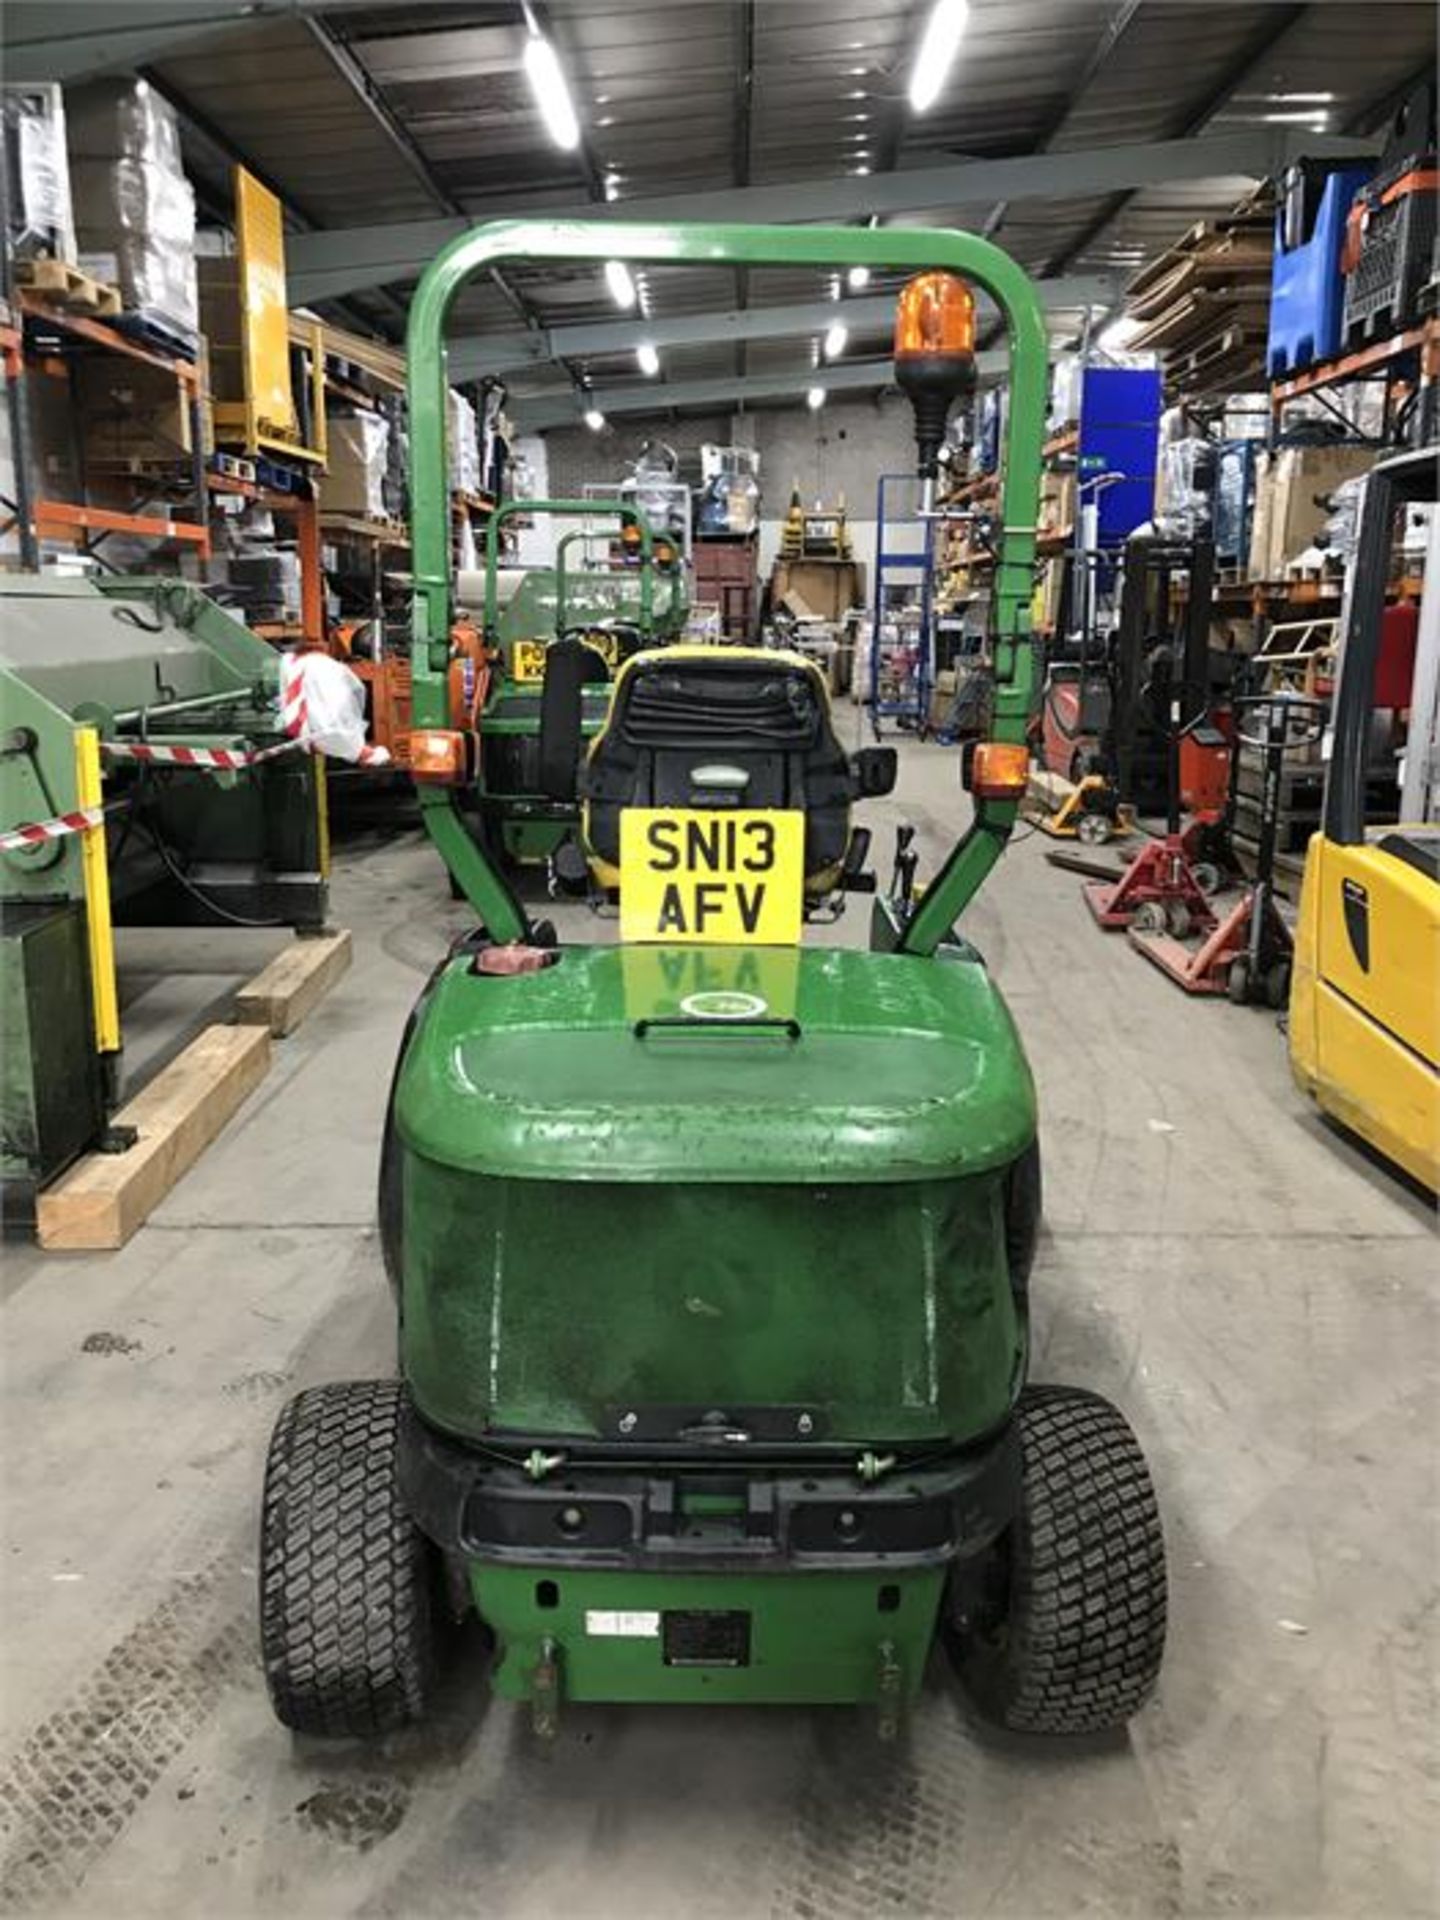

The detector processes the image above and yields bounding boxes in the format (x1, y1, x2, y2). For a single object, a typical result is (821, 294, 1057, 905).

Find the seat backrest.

(581, 647, 856, 886)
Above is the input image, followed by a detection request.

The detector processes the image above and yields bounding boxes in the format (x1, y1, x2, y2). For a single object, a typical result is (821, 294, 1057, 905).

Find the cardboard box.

(771, 558, 864, 623)
(1249, 446, 1375, 579)
(75, 357, 194, 468)
(323, 412, 390, 518)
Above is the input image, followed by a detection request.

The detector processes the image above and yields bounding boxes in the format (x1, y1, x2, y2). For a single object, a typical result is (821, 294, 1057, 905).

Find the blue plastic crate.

(1077, 366, 1163, 546)
(1267, 165, 1373, 379)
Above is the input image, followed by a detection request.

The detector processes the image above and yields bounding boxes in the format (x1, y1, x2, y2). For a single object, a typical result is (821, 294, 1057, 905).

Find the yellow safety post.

(74, 727, 121, 1054)
(314, 753, 331, 879)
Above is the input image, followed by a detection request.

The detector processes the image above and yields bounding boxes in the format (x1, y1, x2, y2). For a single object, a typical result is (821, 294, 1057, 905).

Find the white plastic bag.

(279, 652, 389, 765)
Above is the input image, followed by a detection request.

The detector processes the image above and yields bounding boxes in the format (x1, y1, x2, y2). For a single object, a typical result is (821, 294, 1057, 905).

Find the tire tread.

(259, 1380, 436, 1737)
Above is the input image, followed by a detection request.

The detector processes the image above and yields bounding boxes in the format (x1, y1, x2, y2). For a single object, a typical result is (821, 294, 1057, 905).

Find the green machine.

(466, 499, 686, 867)
(258, 221, 1167, 1740)
(1, 574, 327, 1223)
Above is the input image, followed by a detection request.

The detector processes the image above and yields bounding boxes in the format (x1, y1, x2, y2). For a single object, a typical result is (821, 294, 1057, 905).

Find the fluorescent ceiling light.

(823, 321, 848, 360)
(604, 260, 637, 308)
(853, 164, 872, 176)
(806, 386, 826, 411)
(908, 0, 969, 114)
(523, 33, 580, 151)
(603, 172, 622, 201)
(1261, 110, 1330, 125)
(583, 406, 606, 431)
(636, 342, 660, 376)
(847, 265, 871, 291)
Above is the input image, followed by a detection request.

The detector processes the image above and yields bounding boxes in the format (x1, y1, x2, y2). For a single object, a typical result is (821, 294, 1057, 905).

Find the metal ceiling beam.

(448, 273, 1121, 379)
(286, 129, 1372, 305)
(1043, 2, 1310, 277)
(510, 354, 1008, 432)
(2, 0, 377, 83)
(303, 12, 542, 362)
(303, 15, 467, 220)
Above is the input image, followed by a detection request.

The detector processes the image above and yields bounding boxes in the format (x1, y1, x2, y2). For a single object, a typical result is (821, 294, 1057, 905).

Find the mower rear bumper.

(398, 1400, 1019, 1574)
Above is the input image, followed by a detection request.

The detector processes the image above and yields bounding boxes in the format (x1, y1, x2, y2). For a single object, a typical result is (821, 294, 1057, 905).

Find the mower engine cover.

(388, 941, 1035, 1450)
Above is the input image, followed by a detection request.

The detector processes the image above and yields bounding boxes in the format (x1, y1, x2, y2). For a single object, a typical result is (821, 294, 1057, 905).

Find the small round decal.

(679, 990, 769, 1021)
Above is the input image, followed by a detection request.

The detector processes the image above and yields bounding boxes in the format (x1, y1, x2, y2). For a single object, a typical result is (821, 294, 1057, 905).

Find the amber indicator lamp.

(893, 271, 978, 503)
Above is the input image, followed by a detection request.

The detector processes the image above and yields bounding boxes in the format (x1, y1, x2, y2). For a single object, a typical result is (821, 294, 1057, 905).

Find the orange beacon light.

(892, 272, 978, 501)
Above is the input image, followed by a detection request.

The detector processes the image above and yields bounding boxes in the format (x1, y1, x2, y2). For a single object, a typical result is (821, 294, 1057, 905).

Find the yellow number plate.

(512, 640, 548, 683)
(619, 808, 805, 945)
(512, 632, 619, 685)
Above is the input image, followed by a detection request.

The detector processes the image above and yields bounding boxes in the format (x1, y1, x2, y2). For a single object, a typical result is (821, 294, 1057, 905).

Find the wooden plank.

(234, 929, 352, 1038)
(37, 1025, 271, 1251)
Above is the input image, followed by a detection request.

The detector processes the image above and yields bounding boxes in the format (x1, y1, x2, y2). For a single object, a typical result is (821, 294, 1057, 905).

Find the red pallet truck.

(1128, 693, 1326, 1001)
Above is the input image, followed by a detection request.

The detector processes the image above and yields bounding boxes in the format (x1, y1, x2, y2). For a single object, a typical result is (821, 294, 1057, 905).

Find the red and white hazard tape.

(100, 737, 301, 771)
(0, 802, 125, 854)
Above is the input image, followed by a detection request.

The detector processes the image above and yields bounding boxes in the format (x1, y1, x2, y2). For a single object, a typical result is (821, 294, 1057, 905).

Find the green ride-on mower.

(259, 222, 1167, 1743)
(466, 498, 686, 868)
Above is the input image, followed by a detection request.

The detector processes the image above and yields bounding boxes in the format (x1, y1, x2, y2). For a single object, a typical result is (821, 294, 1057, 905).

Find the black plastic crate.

(1342, 180, 1438, 347)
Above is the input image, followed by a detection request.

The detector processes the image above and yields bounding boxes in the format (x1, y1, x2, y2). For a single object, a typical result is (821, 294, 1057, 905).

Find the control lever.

(890, 823, 919, 911)
(840, 827, 877, 894)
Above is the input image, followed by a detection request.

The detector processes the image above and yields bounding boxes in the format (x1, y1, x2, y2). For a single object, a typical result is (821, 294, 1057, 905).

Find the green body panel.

(405, 220, 1048, 948)
(395, 942, 1032, 1445)
(402, 1160, 1021, 1442)
(472, 1564, 944, 1706)
(0, 574, 280, 904)
(395, 943, 1035, 1184)
(0, 900, 105, 1198)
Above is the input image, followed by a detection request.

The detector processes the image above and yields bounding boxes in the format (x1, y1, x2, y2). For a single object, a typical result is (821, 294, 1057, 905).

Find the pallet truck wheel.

(1166, 901, 1193, 939)
(1191, 862, 1222, 897)
(947, 1386, 1167, 1733)
(260, 1381, 440, 1737)
(1076, 812, 1110, 847)
(1265, 959, 1292, 1010)
(1227, 957, 1251, 1006)
(1132, 901, 1167, 935)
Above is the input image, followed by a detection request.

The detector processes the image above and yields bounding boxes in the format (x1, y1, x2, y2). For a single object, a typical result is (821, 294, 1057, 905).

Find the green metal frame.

(554, 520, 683, 638)
(407, 219, 1047, 951)
(484, 497, 652, 638)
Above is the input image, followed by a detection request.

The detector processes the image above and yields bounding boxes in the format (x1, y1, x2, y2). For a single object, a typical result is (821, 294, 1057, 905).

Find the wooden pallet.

(14, 258, 122, 318)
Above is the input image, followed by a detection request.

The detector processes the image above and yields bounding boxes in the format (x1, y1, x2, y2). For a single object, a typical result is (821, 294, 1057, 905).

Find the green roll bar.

(407, 219, 1046, 953)
(553, 514, 664, 637)
(483, 497, 651, 639)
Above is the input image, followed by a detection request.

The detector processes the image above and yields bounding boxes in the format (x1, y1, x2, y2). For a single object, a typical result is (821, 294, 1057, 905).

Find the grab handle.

(632, 1016, 802, 1041)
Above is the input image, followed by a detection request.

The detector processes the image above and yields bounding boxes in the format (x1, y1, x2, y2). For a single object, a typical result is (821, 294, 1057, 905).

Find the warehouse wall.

(536, 395, 918, 598)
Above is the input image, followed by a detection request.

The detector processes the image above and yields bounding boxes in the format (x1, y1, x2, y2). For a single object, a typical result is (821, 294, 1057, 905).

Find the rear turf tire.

(260, 1380, 438, 1737)
(949, 1385, 1166, 1734)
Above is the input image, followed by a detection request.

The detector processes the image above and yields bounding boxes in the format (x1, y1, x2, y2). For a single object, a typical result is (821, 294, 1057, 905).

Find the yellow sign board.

(512, 640, 548, 683)
(619, 808, 805, 945)
(511, 634, 619, 684)
(235, 167, 295, 441)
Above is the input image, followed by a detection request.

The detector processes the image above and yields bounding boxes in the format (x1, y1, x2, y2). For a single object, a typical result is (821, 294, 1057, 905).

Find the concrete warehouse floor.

(1, 735, 1436, 1920)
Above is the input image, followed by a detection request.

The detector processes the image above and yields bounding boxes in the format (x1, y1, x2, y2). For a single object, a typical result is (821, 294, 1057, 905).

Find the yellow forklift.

(1290, 446, 1439, 1191)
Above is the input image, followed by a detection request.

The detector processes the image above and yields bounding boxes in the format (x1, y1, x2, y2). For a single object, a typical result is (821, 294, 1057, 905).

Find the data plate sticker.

(619, 807, 805, 945)
(584, 1610, 661, 1638)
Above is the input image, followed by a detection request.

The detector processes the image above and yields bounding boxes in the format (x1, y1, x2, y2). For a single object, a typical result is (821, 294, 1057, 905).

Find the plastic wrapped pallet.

(64, 78, 197, 339)
(324, 413, 391, 519)
(448, 389, 481, 495)
(2, 83, 76, 262)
